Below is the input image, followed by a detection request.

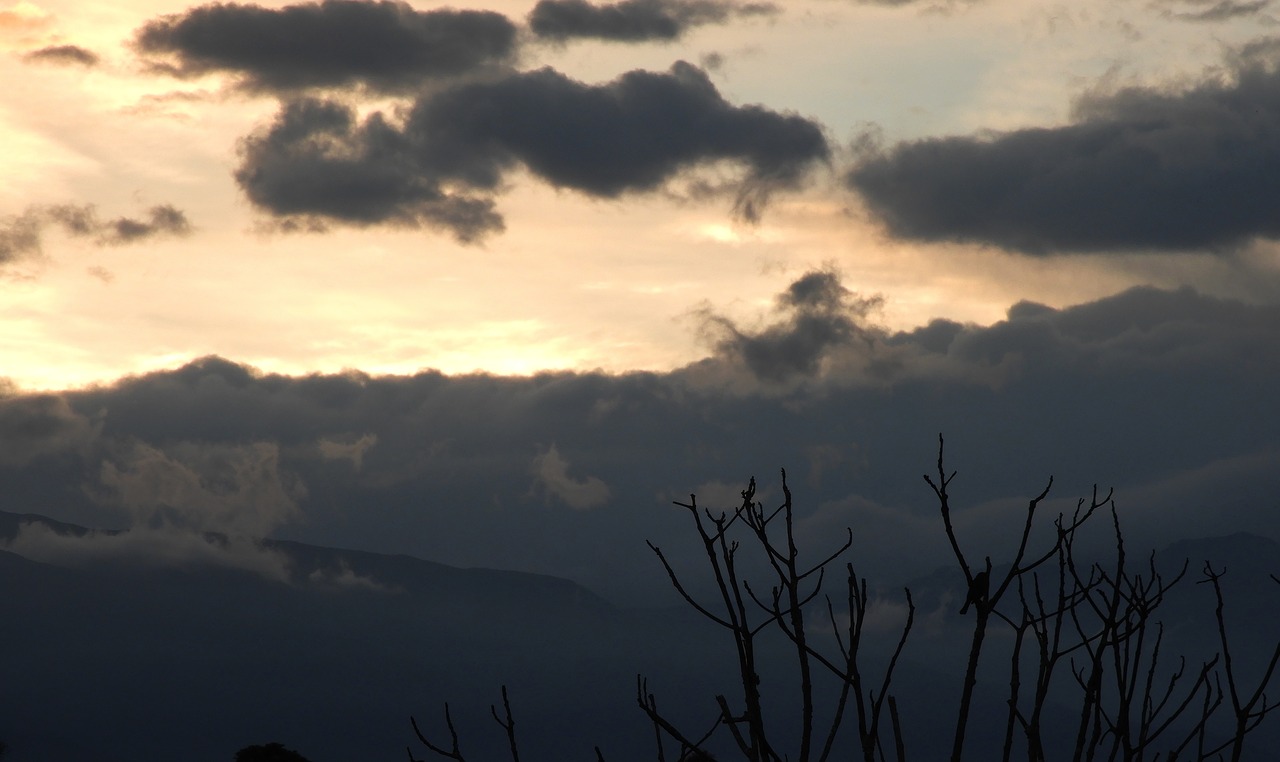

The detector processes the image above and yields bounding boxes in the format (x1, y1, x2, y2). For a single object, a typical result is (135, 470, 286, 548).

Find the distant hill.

(2, 512, 1278, 761)
(0, 511, 726, 762)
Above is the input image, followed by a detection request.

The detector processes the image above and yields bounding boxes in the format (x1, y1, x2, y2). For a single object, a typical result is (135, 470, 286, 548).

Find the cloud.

(0, 207, 43, 263)
(22, 44, 98, 66)
(91, 204, 192, 244)
(99, 440, 305, 538)
(133, 0, 518, 94)
(839, 0, 981, 8)
(0, 203, 192, 264)
(0, 393, 99, 466)
(883, 284, 1280, 388)
(235, 62, 828, 240)
(233, 98, 503, 242)
(306, 558, 396, 591)
(696, 268, 884, 382)
(316, 433, 378, 471)
(86, 265, 114, 283)
(1162, 0, 1272, 22)
(2, 439, 308, 581)
(527, 0, 778, 43)
(3, 521, 297, 582)
(9, 281, 1276, 602)
(847, 39, 1280, 254)
(1, 436, 399, 588)
(532, 444, 611, 510)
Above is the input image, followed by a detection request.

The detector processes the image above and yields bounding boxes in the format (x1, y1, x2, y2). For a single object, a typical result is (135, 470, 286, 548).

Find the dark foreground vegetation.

(409, 437, 1280, 761)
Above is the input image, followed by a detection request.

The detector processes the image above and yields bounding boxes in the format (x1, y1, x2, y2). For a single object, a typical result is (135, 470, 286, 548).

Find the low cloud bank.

(0, 278, 1275, 601)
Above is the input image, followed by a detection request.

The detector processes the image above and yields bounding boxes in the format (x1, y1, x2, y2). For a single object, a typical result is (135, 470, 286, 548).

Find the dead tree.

(1062, 517, 1221, 761)
(646, 469, 913, 761)
(1198, 563, 1280, 761)
(923, 434, 1271, 761)
(926, 434, 1104, 761)
(407, 439, 1280, 761)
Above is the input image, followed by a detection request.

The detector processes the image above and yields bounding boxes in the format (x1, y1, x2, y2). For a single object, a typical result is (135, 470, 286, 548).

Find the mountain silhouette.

(0, 511, 726, 762)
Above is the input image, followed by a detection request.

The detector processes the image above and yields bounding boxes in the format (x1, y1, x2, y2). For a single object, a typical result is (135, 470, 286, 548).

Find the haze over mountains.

(0, 510, 729, 761)
(3, 510, 1278, 761)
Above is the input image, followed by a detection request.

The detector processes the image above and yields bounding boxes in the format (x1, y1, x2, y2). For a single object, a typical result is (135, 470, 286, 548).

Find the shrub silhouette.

(409, 436, 1280, 761)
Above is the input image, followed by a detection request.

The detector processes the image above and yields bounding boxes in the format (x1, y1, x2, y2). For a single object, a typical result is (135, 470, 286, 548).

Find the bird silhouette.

(960, 569, 989, 614)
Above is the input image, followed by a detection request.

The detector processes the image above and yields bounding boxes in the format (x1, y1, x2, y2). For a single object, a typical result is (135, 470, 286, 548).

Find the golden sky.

(2, 0, 1277, 390)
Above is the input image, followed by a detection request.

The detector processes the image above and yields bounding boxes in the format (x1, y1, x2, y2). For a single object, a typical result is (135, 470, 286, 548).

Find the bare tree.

(1197, 563, 1280, 761)
(644, 469, 914, 761)
(407, 437, 1280, 761)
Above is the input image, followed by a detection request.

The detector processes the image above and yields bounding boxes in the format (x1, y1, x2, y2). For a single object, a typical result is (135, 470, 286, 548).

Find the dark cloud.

(0, 209, 42, 264)
(528, 0, 778, 43)
(46, 203, 192, 245)
(697, 269, 884, 382)
(843, 0, 978, 6)
(0, 394, 99, 467)
(235, 62, 828, 240)
(1163, 0, 1271, 22)
(0, 203, 192, 264)
(847, 40, 1280, 254)
(938, 286, 1273, 370)
(3, 276, 1277, 605)
(133, 0, 518, 93)
(233, 98, 504, 242)
(22, 44, 99, 67)
(96, 204, 192, 244)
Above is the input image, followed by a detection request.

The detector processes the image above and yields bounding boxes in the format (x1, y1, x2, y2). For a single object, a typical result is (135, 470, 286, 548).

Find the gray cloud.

(133, 0, 518, 94)
(0, 203, 192, 264)
(94, 204, 192, 244)
(100, 440, 306, 538)
(842, 0, 979, 7)
(1163, 0, 1271, 22)
(22, 44, 99, 66)
(0, 394, 99, 467)
(4, 279, 1277, 603)
(847, 40, 1280, 254)
(0, 436, 386, 584)
(234, 98, 504, 241)
(0, 208, 43, 264)
(528, 0, 778, 43)
(531, 444, 611, 510)
(697, 269, 884, 382)
(235, 62, 829, 240)
(3, 521, 297, 582)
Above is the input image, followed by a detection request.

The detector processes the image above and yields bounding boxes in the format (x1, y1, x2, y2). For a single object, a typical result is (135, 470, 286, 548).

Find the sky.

(1, 0, 1280, 605)
(3, 0, 1279, 388)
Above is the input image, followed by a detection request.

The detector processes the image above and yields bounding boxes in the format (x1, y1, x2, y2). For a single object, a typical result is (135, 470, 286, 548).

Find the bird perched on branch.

(959, 569, 989, 614)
